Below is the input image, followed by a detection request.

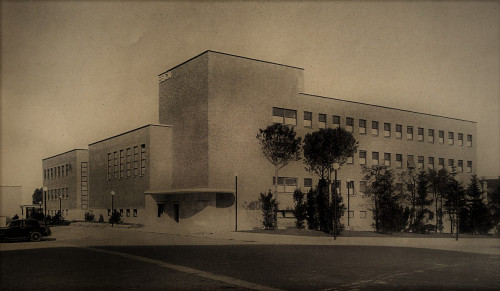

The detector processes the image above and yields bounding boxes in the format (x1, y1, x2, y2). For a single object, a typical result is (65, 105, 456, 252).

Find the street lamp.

(111, 191, 115, 227)
(59, 195, 62, 221)
(43, 186, 48, 226)
(333, 162, 340, 240)
(235, 173, 238, 232)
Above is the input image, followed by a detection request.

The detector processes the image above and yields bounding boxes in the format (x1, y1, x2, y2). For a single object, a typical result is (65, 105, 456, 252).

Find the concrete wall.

(0, 186, 22, 218)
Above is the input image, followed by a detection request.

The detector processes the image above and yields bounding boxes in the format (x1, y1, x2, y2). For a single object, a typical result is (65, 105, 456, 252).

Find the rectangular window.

(126, 148, 131, 177)
(428, 129, 434, 143)
(428, 157, 434, 169)
(273, 177, 298, 193)
(134, 146, 139, 176)
(396, 154, 402, 168)
(107, 153, 112, 180)
(467, 135, 472, 147)
(360, 211, 367, 219)
(407, 126, 413, 140)
(396, 124, 402, 139)
(418, 127, 424, 142)
(114, 151, 119, 179)
(360, 181, 367, 193)
(346, 117, 354, 132)
(61, 165, 65, 177)
(448, 132, 454, 145)
(333, 115, 340, 128)
(448, 159, 454, 172)
(418, 156, 424, 169)
(284, 109, 297, 125)
(304, 178, 313, 188)
(318, 114, 326, 129)
(141, 144, 146, 175)
(272, 107, 284, 123)
(120, 209, 124, 216)
(371, 121, 379, 136)
(467, 161, 472, 173)
(384, 153, 391, 167)
(359, 151, 366, 165)
(58, 166, 61, 178)
(66, 164, 69, 176)
(439, 158, 445, 169)
(372, 152, 379, 165)
(439, 130, 444, 144)
(407, 155, 416, 169)
(346, 152, 354, 164)
(44, 170, 46, 180)
(133, 209, 138, 217)
(347, 181, 355, 196)
(108, 209, 111, 216)
(120, 150, 125, 179)
(66, 187, 69, 198)
(359, 119, 366, 134)
(303, 111, 312, 127)
(458, 133, 463, 146)
(126, 209, 130, 217)
(384, 123, 391, 137)
(458, 160, 463, 173)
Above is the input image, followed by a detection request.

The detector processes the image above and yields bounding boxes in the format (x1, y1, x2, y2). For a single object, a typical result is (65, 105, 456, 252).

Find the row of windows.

(354, 151, 472, 173)
(44, 164, 72, 180)
(107, 144, 146, 181)
(44, 188, 69, 201)
(47, 209, 69, 216)
(273, 107, 473, 147)
(348, 211, 367, 219)
(107, 208, 138, 217)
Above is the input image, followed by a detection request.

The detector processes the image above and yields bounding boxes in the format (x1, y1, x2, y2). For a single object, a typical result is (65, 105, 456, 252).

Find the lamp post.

(235, 173, 238, 232)
(333, 162, 340, 240)
(43, 186, 48, 226)
(59, 195, 62, 221)
(111, 191, 115, 227)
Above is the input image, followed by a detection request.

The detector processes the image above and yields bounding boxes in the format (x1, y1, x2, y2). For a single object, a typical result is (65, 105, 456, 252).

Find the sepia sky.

(1, 1, 499, 203)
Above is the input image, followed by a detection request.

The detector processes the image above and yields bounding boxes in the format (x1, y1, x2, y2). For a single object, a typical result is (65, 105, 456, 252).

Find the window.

(304, 178, 313, 188)
(272, 107, 284, 123)
(428, 129, 434, 143)
(107, 153, 112, 180)
(418, 156, 424, 169)
(66, 187, 69, 198)
(141, 144, 146, 175)
(467, 135, 472, 147)
(66, 164, 70, 175)
(458, 133, 463, 146)
(284, 109, 297, 125)
(384, 123, 391, 137)
(133, 209, 138, 217)
(346, 117, 354, 132)
(418, 128, 424, 142)
(448, 159, 454, 172)
(272, 107, 297, 125)
(113, 152, 119, 179)
(120, 209, 124, 216)
(347, 181, 355, 196)
(108, 209, 111, 216)
(360, 211, 367, 219)
(372, 152, 379, 166)
(273, 177, 298, 193)
(50, 168, 53, 179)
(448, 132, 454, 145)
(348, 211, 354, 218)
(126, 148, 131, 177)
(360, 181, 367, 193)
(318, 114, 326, 128)
(407, 155, 416, 169)
(396, 124, 402, 139)
(458, 160, 463, 173)
(407, 126, 413, 140)
(333, 181, 341, 195)
(44, 170, 46, 180)
(359, 151, 366, 165)
(347, 152, 354, 164)
(126, 209, 130, 217)
(359, 119, 366, 134)
(439, 158, 445, 169)
(428, 157, 434, 169)
(396, 154, 402, 168)
(384, 153, 391, 167)
(58, 166, 61, 178)
(333, 115, 340, 128)
(371, 121, 379, 136)
(467, 161, 472, 173)
(303, 111, 312, 127)
(439, 130, 444, 143)
(120, 150, 125, 179)
(61, 165, 65, 177)
(134, 146, 139, 176)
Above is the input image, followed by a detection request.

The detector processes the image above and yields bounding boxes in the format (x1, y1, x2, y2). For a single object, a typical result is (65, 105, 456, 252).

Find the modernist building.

(42, 149, 89, 220)
(42, 51, 477, 231)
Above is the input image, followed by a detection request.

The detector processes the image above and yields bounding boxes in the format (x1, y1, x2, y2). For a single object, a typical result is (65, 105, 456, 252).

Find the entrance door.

(173, 203, 180, 223)
(157, 204, 165, 218)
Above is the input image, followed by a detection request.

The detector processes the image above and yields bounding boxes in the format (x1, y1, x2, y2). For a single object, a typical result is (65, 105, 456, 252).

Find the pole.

(235, 175, 238, 232)
(44, 190, 47, 226)
(59, 196, 62, 220)
(334, 169, 337, 240)
(347, 181, 350, 227)
(112, 194, 114, 228)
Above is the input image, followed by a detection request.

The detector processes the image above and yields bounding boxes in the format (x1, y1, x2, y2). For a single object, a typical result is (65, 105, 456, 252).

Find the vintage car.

(0, 219, 51, 242)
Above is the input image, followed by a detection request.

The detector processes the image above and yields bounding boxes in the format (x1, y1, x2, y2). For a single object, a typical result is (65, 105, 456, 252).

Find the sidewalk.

(138, 225, 500, 255)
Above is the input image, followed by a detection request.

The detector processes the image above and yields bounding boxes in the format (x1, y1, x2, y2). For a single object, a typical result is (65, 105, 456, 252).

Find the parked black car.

(0, 219, 51, 242)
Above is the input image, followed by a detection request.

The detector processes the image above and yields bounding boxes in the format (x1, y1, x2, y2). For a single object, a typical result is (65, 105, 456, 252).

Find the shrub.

(109, 211, 122, 224)
(98, 214, 104, 223)
(85, 211, 95, 222)
(258, 190, 278, 229)
(306, 188, 319, 230)
(293, 189, 307, 229)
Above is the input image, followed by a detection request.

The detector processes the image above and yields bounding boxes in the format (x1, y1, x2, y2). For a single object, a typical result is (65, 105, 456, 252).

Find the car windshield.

(8, 220, 21, 227)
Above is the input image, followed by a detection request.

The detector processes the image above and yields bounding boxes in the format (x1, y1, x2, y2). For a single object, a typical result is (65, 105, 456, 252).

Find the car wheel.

(30, 232, 42, 242)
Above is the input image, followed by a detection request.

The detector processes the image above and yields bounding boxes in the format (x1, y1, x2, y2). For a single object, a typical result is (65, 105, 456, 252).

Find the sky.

(1, 1, 499, 204)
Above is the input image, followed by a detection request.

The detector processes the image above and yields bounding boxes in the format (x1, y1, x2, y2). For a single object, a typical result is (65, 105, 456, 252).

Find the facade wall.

(42, 149, 88, 220)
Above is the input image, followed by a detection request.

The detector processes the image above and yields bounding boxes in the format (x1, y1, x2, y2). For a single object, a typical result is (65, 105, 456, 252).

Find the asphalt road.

(2, 243, 499, 290)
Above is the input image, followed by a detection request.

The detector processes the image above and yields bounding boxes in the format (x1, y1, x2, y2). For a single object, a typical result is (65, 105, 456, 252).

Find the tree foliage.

(292, 189, 307, 229)
(258, 190, 278, 229)
(32, 188, 43, 204)
(410, 170, 435, 233)
(464, 175, 494, 234)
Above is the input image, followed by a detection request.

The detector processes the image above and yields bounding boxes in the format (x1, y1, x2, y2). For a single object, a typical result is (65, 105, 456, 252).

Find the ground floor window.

(133, 209, 138, 217)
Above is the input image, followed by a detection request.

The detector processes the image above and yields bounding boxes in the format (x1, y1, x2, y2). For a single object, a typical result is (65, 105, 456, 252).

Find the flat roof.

(88, 124, 172, 146)
(158, 50, 304, 76)
(42, 149, 88, 161)
(300, 93, 477, 124)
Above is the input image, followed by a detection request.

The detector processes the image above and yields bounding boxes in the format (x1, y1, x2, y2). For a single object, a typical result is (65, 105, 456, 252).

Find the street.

(1, 225, 499, 290)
